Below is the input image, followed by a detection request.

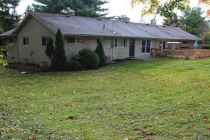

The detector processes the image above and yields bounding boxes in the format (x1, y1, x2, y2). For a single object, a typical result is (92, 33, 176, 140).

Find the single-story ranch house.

(0, 13, 199, 66)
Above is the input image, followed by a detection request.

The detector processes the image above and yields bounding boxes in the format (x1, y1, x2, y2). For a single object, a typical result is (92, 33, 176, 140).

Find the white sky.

(16, 0, 203, 24)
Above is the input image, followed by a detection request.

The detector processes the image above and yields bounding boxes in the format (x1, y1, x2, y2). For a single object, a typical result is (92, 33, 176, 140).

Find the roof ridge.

(29, 12, 179, 29)
(7, 12, 198, 41)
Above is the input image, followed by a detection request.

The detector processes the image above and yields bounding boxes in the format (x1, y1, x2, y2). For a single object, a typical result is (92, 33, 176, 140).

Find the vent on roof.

(63, 9, 75, 16)
(113, 15, 130, 23)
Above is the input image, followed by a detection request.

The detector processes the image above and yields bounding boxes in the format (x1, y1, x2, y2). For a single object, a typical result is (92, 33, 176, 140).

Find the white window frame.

(142, 40, 151, 53)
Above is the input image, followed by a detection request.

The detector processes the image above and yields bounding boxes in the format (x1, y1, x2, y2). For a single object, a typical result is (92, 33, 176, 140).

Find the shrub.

(78, 49, 99, 69)
(51, 29, 66, 70)
(95, 39, 106, 66)
(45, 38, 54, 58)
(67, 55, 83, 71)
(204, 32, 210, 49)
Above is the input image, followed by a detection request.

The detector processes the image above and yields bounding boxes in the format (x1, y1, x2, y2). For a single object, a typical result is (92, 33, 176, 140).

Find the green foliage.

(78, 49, 99, 69)
(95, 39, 106, 66)
(32, 0, 107, 17)
(51, 29, 66, 69)
(179, 8, 208, 36)
(67, 55, 83, 71)
(159, 0, 189, 26)
(131, 0, 159, 15)
(45, 38, 54, 58)
(132, 0, 189, 26)
(204, 32, 210, 49)
(0, 48, 7, 66)
(0, 0, 20, 32)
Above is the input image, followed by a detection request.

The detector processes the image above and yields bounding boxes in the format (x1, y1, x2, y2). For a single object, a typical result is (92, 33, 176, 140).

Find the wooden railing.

(152, 48, 210, 59)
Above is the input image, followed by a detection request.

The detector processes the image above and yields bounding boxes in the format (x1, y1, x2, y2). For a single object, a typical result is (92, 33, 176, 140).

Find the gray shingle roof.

(0, 29, 15, 37)
(1, 13, 200, 41)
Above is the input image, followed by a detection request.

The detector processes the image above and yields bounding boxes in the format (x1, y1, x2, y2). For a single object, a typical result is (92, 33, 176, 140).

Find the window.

(23, 37, 29, 45)
(162, 41, 166, 50)
(42, 37, 48, 46)
(146, 40, 151, 53)
(67, 37, 76, 43)
(42, 37, 52, 46)
(114, 39, 118, 48)
(142, 40, 146, 52)
(111, 39, 114, 48)
(124, 39, 127, 48)
(142, 40, 151, 53)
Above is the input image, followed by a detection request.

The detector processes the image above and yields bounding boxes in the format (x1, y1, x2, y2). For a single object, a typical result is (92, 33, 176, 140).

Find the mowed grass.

(1, 58, 210, 139)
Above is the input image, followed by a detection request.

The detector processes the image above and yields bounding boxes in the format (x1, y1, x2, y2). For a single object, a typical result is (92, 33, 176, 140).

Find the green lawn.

(1, 58, 210, 140)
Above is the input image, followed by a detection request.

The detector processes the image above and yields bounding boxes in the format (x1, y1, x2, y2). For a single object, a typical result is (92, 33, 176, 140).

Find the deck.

(152, 49, 210, 59)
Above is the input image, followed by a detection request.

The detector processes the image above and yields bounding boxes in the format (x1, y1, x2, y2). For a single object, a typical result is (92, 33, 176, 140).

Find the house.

(0, 13, 199, 67)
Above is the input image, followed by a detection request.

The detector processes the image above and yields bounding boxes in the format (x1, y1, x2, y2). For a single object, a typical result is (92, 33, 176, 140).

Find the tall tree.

(159, 0, 189, 26)
(132, 0, 160, 16)
(201, 0, 210, 4)
(32, 0, 107, 17)
(179, 8, 208, 36)
(132, 0, 189, 26)
(51, 29, 66, 69)
(0, 0, 19, 32)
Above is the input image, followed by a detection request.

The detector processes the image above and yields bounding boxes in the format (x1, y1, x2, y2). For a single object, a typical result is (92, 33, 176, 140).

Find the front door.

(129, 39, 135, 57)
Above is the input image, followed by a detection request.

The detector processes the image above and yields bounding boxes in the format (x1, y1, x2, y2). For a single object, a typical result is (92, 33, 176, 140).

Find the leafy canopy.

(159, 0, 189, 25)
(179, 8, 208, 36)
(132, 0, 160, 16)
(132, 0, 189, 25)
(32, 0, 107, 17)
(0, 0, 20, 32)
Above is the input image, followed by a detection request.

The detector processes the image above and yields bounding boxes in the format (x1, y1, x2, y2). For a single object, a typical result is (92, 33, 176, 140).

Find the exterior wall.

(6, 42, 18, 63)
(8, 17, 54, 65)
(64, 37, 160, 61)
(64, 37, 131, 61)
(64, 37, 97, 61)
(134, 39, 160, 59)
(104, 38, 130, 60)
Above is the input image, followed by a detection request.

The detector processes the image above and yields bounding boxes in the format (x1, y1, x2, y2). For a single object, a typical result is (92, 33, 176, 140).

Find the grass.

(1, 58, 210, 139)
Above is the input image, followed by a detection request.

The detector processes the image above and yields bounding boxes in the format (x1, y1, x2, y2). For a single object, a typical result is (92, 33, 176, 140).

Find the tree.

(179, 8, 208, 36)
(132, 0, 159, 16)
(95, 39, 106, 66)
(45, 38, 54, 59)
(159, 0, 189, 26)
(131, 0, 189, 26)
(201, 0, 210, 4)
(32, 0, 107, 17)
(204, 32, 210, 48)
(51, 30, 66, 69)
(0, 0, 20, 32)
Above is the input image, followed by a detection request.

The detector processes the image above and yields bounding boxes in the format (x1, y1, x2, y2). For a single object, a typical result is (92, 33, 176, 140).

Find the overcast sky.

(16, 0, 202, 23)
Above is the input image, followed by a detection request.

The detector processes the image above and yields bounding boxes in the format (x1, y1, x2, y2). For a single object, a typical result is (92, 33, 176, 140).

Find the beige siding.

(7, 42, 18, 63)
(64, 37, 130, 61)
(65, 37, 161, 61)
(135, 39, 161, 59)
(10, 17, 54, 65)
(64, 37, 97, 61)
(107, 38, 129, 60)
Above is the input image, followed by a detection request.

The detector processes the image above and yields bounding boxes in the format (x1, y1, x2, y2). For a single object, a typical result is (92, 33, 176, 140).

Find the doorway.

(129, 39, 135, 57)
